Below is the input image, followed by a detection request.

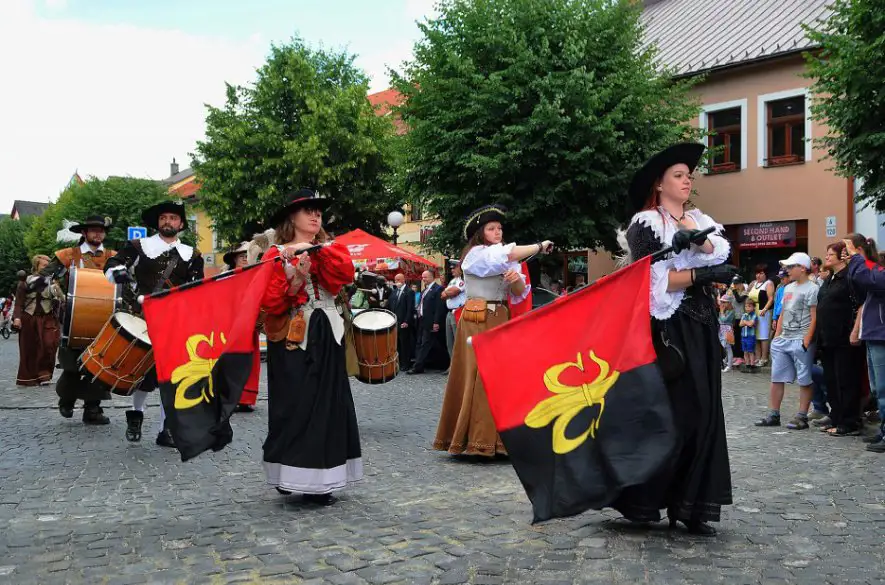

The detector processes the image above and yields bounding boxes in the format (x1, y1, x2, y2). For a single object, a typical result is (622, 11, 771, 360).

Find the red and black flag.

(472, 257, 676, 523)
(142, 261, 274, 462)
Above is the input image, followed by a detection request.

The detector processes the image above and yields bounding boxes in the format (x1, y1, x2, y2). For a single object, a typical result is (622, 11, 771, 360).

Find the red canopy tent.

(335, 229, 438, 280)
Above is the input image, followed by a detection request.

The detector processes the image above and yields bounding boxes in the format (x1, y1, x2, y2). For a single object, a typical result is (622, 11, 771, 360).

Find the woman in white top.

(748, 265, 775, 366)
(432, 204, 552, 457)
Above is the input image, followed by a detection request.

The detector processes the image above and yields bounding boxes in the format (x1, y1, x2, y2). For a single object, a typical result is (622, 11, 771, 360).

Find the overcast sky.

(0, 0, 435, 214)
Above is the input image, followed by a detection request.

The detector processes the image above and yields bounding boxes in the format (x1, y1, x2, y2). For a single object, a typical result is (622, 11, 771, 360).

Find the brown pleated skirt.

(432, 305, 509, 457)
(17, 312, 60, 387)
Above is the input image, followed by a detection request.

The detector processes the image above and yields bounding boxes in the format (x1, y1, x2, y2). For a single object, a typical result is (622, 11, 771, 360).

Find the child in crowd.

(740, 299, 758, 370)
(718, 295, 736, 372)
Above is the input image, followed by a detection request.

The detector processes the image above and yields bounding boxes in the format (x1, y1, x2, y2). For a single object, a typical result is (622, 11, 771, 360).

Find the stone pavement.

(1, 336, 884, 585)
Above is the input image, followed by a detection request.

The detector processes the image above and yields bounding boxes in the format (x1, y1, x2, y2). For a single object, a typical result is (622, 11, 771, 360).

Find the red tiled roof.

(170, 179, 201, 199)
(367, 88, 404, 116)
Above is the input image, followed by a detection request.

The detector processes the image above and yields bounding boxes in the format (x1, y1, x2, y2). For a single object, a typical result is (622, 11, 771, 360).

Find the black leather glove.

(671, 229, 708, 254)
(693, 264, 738, 286)
(112, 269, 133, 284)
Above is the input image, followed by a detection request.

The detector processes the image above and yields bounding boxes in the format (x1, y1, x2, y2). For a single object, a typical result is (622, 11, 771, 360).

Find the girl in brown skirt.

(433, 204, 553, 457)
(14, 255, 63, 387)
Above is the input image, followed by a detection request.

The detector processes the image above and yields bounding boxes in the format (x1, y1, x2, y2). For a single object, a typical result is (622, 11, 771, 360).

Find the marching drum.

(62, 267, 122, 349)
(351, 309, 399, 384)
(80, 312, 154, 396)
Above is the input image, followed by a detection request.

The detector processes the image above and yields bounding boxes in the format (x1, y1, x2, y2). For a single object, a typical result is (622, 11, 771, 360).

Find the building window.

(707, 107, 742, 173)
(410, 202, 423, 222)
(766, 96, 806, 166)
(757, 88, 811, 168)
(699, 99, 747, 173)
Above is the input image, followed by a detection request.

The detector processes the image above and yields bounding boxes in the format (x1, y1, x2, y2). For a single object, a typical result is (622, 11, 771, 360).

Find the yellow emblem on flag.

(525, 351, 619, 454)
(172, 332, 227, 410)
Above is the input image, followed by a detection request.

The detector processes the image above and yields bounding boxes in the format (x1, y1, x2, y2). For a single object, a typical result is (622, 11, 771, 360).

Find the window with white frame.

(699, 99, 748, 174)
(757, 88, 812, 168)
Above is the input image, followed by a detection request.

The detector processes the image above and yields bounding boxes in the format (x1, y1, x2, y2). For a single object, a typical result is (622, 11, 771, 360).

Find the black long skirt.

(611, 310, 732, 524)
(262, 310, 363, 494)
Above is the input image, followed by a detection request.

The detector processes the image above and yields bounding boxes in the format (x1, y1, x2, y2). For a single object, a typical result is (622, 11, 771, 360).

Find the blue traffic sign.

(128, 226, 147, 240)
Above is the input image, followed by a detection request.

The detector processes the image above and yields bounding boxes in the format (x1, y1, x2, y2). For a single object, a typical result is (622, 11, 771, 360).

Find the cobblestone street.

(1, 337, 884, 585)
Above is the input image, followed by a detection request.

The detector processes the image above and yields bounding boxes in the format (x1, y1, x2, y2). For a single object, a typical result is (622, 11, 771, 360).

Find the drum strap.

(154, 255, 179, 293)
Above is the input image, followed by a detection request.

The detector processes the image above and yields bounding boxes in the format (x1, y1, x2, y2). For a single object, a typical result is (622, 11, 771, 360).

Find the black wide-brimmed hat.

(268, 188, 330, 228)
(223, 241, 250, 267)
(627, 142, 705, 215)
(142, 200, 188, 231)
(463, 204, 507, 240)
(70, 215, 112, 233)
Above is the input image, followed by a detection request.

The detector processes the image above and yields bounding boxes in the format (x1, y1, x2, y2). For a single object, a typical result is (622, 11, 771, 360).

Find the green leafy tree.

(392, 0, 702, 254)
(0, 217, 33, 296)
(24, 177, 190, 257)
(805, 0, 885, 211)
(192, 39, 399, 245)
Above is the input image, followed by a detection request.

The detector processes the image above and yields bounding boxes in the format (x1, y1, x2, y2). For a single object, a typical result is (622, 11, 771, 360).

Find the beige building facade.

(590, 0, 846, 280)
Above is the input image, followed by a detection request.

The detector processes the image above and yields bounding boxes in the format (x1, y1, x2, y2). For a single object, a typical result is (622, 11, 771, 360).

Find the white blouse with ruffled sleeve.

(625, 208, 730, 320)
(462, 243, 531, 304)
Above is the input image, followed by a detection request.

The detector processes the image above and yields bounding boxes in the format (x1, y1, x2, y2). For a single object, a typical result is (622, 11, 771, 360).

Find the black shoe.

(82, 404, 110, 425)
(275, 487, 292, 496)
(156, 429, 176, 448)
(685, 521, 717, 536)
(125, 410, 143, 442)
(303, 493, 336, 506)
(407, 368, 425, 375)
(863, 433, 883, 444)
(58, 400, 74, 419)
(754, 415, 781, 427)
(235, 404, 255, 413)
(668, 509, 717, 536)
(865, 439, 885, 453)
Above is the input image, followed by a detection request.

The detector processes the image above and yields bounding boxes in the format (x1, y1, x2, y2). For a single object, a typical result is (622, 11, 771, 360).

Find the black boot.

(156, 428, 176, 448)
(125, 410, 144, 442)
(303, 493, 337, 506)
(58, 399, 74, 419)
(82, 402, 110, 425)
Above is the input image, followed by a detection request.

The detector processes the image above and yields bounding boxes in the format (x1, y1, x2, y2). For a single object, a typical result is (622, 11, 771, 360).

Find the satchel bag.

(651, 319, 685, 383)
(725, 328, 735, 345)
(461, 298, 488, 324)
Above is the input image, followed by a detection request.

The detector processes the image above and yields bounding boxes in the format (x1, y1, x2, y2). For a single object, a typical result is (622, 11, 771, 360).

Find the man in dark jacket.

(389, 273, 415, 370)
(408, 270, 446, 374)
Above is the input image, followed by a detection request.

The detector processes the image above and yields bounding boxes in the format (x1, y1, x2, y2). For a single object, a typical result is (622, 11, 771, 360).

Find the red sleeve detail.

(312, 242, 354, 295)
(509, 262, 533, 319)
(260, 247, 306, 315)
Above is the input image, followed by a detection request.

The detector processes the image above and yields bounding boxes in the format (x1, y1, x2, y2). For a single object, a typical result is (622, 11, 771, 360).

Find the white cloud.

(0, 0, 436, 214)
(0, 1, 264, 213)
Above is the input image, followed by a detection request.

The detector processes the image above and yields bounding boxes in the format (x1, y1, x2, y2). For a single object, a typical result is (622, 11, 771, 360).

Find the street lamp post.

(387, 210, 404, 246)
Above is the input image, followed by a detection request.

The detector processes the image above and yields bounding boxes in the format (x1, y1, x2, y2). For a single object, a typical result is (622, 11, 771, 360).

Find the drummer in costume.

(223, 242, 261, 413)
(37, 215, 117, 423)
(433, 204, 553, 457)
(613, 143, 735, 535)
(261, 189, 362, 506)
(104, 201, 204, 448)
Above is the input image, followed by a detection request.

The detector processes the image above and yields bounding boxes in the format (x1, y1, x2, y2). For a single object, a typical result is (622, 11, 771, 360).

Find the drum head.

(352, 309, 397, 332)
(114, 312, 152, 345)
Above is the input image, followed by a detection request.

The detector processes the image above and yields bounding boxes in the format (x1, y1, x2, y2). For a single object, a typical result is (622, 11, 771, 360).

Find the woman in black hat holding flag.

(259, 189, 362, 506)
(612, 143, 737, 535)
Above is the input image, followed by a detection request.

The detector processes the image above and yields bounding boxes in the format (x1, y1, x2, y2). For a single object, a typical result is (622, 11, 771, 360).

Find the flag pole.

(137, 242, 328, 303)
(466, 227, 716, 346)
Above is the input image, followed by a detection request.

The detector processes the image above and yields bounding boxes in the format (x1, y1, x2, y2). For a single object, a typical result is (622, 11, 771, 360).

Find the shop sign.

(738, 221, 796, 249)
